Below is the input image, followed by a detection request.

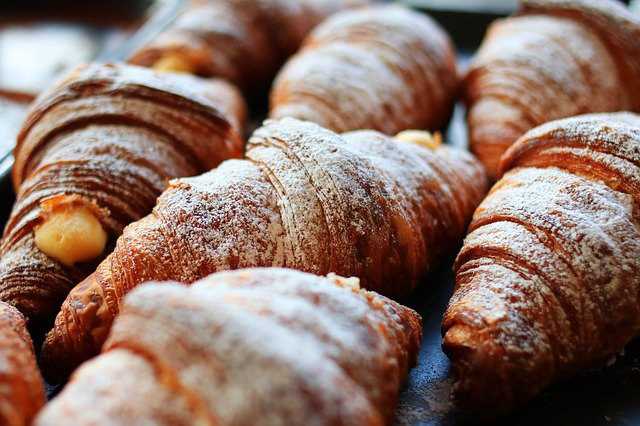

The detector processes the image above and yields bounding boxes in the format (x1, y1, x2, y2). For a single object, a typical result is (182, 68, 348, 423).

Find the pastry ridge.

(443, 112, 640, 414)
(464, 0, 640, 179)
(270, 5, 459, 134)
(35, 268, 422, 426)
(0, 63, 246, 324)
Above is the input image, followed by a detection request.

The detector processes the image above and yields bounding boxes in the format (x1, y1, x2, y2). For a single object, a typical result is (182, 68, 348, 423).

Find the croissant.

(36, 267, 421, 425)
(269, 5, 458, 134)
(0, 63, 245, 324)
(129, 0, 370, 93)
(41, 117, 487, 380)
(464, 0, 640, 179)
(0, 301, 45, 426)
(442, 112, 640, 415)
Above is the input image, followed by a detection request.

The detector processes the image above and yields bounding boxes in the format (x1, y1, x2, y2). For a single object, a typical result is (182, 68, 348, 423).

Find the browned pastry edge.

(0, 301, 45, 426)
(443, 112, 640, 415)
(36, 268, 421, 426)
(40, 117, 487, 382)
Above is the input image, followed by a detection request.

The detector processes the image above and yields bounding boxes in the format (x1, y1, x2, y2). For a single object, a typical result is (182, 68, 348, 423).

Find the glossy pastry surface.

(130, 0, 371, 93)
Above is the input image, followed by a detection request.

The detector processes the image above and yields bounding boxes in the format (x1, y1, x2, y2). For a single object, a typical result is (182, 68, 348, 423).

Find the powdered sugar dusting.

(42, 117, 488, 377)
(443, 112, 640, 413)
(36, 268, 422, 425)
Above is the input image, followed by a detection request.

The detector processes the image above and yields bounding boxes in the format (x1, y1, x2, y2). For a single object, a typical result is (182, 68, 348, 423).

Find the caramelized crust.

(270, 5, 458, 134)
(443, 112, 640, 414)
(0, 63, 246, 323)
(35, 268, 422, 426)
(0, 302, 45, 426)
(42, 117, 487, 381)
(464, 0, 640, 179)
(129, 0, 370, 93)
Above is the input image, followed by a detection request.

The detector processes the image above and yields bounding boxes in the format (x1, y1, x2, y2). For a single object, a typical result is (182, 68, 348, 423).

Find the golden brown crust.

(129, 0, 370, 93)
(520, 0, 640, 100)
(0, 63, 246, 323)
(36, 268, 422, 426)
(464, 0, 640, 179)
(41, 117, 487, 381)
(269, 5, 458, 134)
(0, 302, 45, 426)
(443, 112, 640, 415)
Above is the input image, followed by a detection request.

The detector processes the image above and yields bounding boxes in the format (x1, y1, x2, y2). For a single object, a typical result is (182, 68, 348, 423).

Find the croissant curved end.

(442, 323, 517, 416)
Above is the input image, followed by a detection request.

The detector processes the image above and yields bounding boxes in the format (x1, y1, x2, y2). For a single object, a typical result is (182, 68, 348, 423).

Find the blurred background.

(0, 0, 633, 99)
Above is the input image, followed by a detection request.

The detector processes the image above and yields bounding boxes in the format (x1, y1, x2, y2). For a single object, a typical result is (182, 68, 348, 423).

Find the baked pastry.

(0, 301, 45, 426)
(41, 117, 487, 380)
(35, 268, 422, 426)
(464, 0, 640, 179)
(129, 0, 371, 93)
(0, 63, 245, 324)
(270, 5, 458, 134)
(443, 112, 640, 414)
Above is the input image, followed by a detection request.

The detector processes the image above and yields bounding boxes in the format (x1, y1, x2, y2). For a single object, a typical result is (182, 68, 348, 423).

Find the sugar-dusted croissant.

(442, 112, 640, 415)
(36, 268, 422, 426)
(129, 0, 370, 93)
(42, 118, 487, 380)
(0, 63, 245, 324)
(270, 5, 458, 134)
(0, 301, 45, 426)
(464, 0, 640, 179)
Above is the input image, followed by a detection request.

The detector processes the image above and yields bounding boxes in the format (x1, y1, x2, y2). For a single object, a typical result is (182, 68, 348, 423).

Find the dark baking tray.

(0, 3, 638, 425)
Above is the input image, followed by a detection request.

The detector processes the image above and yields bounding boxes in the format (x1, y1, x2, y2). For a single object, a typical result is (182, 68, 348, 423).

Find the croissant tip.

(442, 324, 512, 415)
